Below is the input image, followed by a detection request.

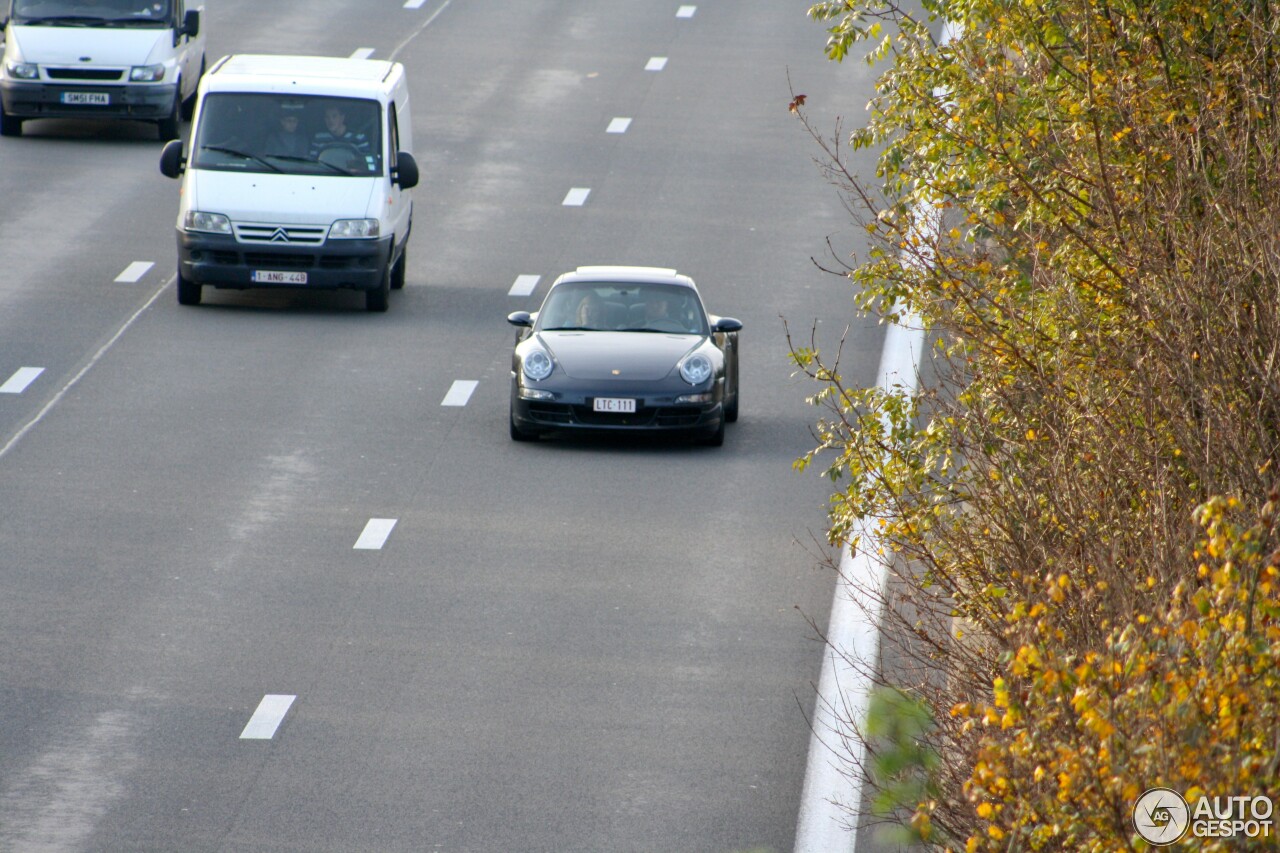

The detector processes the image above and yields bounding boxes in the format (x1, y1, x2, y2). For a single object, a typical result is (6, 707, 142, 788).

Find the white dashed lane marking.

(510, 275, 541, 297)
(562, 188, 591, 206)
(354, 518, 398, 550)
(0, 368, 45, 394)
(607, 117, 632, 134)
(350, 47, 376, 60)
(240, 694, 296, 740)
(645, 57, 668, 71)
(403, 0, 427, 7)
(677, 5, 696, 17)
(441, 380, 478, 407)
(114, 261, 154, 283)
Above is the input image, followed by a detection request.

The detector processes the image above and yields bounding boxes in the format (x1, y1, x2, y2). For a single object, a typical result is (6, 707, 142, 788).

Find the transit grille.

(47, 68, 124, 81)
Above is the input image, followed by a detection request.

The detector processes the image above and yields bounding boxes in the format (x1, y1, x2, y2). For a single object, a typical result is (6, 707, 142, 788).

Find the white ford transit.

(0, 0, 205, 139)
(159, 54, 419, 312)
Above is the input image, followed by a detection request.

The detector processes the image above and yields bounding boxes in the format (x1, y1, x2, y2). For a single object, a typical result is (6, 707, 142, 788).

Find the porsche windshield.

(538, 282, 708, 335)
(191, 94, 384, 177)
(13, 0, 173, 25)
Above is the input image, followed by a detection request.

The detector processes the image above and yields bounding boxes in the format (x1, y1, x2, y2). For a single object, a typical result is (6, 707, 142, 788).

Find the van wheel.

(0, 104, 21, 137)
(390, 248, 406, 290)
(176, 270, 202, 305)
(366, 265, 391, 312)
(158, 93, 182, 141)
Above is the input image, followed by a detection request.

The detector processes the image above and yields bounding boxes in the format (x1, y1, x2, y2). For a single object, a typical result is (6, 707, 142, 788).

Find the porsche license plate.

(61, 92, 110, 105)
(593, 397, 636, 413)
(252, 270, 308, 284)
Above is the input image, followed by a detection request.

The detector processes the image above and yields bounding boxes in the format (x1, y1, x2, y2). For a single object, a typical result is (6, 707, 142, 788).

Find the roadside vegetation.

(792, 0, 1280, 848)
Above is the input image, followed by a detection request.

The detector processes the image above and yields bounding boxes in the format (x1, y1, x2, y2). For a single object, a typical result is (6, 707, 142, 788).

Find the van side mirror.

(159, 139, 186, 178)
(182, 9, 200, 38)
(392, 151, 418, 189)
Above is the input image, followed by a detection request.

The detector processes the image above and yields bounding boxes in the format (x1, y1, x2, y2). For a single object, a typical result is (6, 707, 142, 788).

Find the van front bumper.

(178, 230, 393, 291)
(0, 79, 178, 121)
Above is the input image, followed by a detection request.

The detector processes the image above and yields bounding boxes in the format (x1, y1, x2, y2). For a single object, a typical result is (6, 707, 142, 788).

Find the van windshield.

(12, 0, 172, 25)
(191, 94, 384, 177)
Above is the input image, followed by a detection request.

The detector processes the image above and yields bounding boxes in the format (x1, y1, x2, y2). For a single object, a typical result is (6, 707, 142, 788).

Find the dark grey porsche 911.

(507, 266, 742, 446)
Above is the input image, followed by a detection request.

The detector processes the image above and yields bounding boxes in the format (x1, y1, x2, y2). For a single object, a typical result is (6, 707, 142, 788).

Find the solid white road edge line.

(354, 518, 398, 550)
(114, 261, 154, 283)
(0, 280, 168, 462)
(793, 317, 925, 853)
(0, 367, 45, 395)
(391, 0, 453, 61)
(240, 694, 296, 740)
(793, 20, 956, 851)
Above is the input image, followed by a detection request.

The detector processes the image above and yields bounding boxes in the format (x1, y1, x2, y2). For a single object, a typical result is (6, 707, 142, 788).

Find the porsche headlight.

(678, 353, 713, 385)
(522, 348, 553, 382)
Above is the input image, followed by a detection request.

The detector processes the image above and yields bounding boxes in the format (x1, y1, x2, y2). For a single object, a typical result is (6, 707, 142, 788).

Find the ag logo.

(1133, 787, 1191, 844)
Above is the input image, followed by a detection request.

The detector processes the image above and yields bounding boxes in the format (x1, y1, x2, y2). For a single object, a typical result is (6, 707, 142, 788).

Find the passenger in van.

(309, 104, 371, 164)
(262, 105, 307, 158)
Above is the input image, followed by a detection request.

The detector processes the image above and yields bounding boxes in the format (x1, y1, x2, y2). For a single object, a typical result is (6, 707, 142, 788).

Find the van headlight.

(329, 219, 380, 239)
(183, 211, 231, 234)
(129, 64, 166, 82)
(678, 353, 713, 385)
(6, 62, 38, 80)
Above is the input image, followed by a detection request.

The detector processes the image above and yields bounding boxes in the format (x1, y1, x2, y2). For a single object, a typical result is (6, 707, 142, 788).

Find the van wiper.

(265, 154, 349, 176)
(201, 146, 282, 173)
(15, 15, 101, 25)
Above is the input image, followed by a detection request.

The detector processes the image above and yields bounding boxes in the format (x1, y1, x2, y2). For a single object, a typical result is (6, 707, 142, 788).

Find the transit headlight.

(129, 64, 165, 82)
(329, 219, 379, 239)
(522, 349, 553, 382)
(6, 62, 38, 80)
(183, 211, 231, 234)
(678, 353, 713, 385)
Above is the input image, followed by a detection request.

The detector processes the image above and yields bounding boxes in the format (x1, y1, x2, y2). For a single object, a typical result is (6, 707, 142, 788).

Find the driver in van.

(308, 103, 371, 161)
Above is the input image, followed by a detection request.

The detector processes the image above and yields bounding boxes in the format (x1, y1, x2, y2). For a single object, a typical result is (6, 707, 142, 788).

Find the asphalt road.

(0, 2, 885, 850)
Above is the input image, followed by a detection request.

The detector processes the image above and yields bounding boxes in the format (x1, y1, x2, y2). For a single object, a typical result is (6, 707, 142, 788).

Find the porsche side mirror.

(713, 317, 743, 333)
(507, 311, 533, 327)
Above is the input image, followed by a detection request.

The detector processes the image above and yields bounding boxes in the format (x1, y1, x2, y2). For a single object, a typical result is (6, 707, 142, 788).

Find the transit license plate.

(252, 270, 308, 284)
(593, 397, 636, 413)
(61, 92, 110, 105)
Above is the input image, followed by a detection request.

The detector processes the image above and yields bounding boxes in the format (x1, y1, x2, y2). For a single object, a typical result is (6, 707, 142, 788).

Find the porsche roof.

(554, 266, 696, 288)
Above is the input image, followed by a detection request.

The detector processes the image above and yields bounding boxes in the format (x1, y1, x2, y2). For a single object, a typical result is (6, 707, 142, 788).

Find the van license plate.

(61, 92, 110, 105)
(252, 270, 308, 284)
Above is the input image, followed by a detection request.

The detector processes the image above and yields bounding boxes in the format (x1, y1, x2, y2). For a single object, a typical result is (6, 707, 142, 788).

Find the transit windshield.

(13, 0, 173, 26)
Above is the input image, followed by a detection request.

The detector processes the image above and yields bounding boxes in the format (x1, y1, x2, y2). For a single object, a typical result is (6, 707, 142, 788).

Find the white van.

(0, 0, 205, 139)
(158, 54, 419, 312)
